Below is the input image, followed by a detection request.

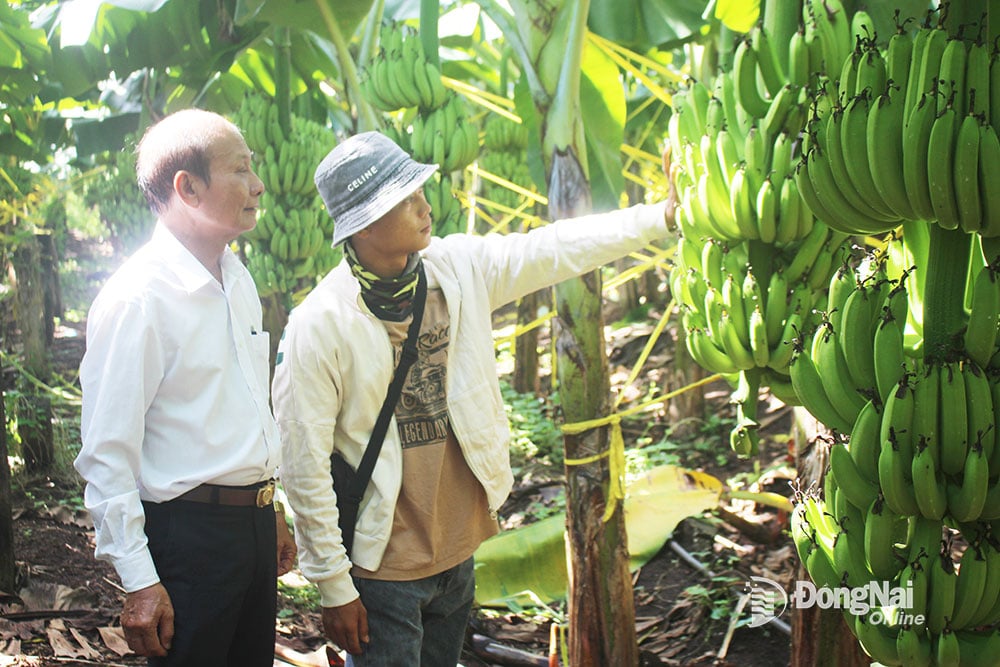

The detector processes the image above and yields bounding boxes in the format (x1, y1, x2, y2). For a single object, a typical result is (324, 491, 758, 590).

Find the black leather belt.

(175, 479, 275, 508)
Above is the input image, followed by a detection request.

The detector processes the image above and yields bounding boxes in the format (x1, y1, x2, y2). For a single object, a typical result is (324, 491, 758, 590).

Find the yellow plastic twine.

(560, 297, 723, 521)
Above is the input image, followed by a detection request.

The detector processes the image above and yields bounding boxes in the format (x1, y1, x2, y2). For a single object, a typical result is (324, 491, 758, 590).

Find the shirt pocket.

(249, 331, 272, 396)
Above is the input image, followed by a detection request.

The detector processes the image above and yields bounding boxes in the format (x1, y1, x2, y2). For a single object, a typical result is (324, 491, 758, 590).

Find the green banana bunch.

(674, 230, 846, 383)
(423, 173, 463, 237)
(669, 72, 814, 246)
(790, 494, 841, 590)
(798, 11, 1000, 237)
(479, 151, 533, 211)
(410, 95, 480, 174)
(83, 140, 156, 255)
(233, 93, 339, 300)
(360, 22, 448, 113)
(482, 115, 529, 152)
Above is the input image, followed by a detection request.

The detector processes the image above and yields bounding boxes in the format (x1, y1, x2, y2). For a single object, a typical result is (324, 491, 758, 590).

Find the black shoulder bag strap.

(334, 264, 427, 554)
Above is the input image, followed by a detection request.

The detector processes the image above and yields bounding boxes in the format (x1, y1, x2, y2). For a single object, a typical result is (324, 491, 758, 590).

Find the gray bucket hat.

(314, 131, 439, 246)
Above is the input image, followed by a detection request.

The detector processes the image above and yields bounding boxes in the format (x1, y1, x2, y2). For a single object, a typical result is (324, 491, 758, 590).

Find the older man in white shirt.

(74, 108, 295, 667)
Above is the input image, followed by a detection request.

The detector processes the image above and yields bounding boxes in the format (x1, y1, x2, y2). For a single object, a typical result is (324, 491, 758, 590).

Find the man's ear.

(174, 170, 201, 206)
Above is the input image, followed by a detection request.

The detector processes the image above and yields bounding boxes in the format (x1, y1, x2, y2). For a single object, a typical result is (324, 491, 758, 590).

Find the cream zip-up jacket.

(271, 202, 668, 607)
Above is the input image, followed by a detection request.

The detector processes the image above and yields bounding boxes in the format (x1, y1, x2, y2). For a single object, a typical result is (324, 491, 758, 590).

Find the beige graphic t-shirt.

(354, 288, 499, 581)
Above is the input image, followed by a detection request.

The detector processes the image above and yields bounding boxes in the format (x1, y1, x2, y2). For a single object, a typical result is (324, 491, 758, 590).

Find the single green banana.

(775, 175, 805, 245)
(895, 625, 932, 667)
(911, 364, 940, 473)
(977, 122, 1000, 238)
(852, 612, 900, 666)
(838, 285, 879, 395)
(968, 539, 1000, 627)
(881, 375, 915, 462)
(718, 310, 757, 371)
(863, 495, 904, 580)
(754, 177, 778, 243)
(964, 266, 1000, 368)
(853, 41, 887, 98)
(903, 27, 932, 125)
(764, 269, 789, 347)
(954, 111, 984, 233)
(966, 38, 990, 118)
(911, 438, 948, 520)
(839, 92, 900, 222)
(951, 544, 989, 629)
(790, 342, 855, 433)
(788, 28, 811, 88)
(767, 307, 802, 373)
(938, 36, 968, 118)
(901, 90, 939, 221)
(686, 327, 741, 375)
(939, 362, 970, 477)
(927, 547, 957, 635)
(878, 438, 921, 518)
(947, 439, 989, 523)
(733, 38, 772, 119)
(872, 310, 906, 404)
(964, 361, 995, 462)
(849, 398, 881, 483)
(811, 319, 867, 425)
(867, 91, 917, 221)
(927, 102, 962, 230)
(752, 27, 785, 97)
(935, 628, 960, 667)
(749, 304, 770, 367)
(830, 441, 879, 512)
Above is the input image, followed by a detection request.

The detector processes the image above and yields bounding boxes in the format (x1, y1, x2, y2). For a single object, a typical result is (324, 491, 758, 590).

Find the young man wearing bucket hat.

(271, 131, 677, 665)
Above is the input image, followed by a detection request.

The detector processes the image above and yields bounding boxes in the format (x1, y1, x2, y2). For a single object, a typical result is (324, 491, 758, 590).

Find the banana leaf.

(473, 464, 723, 607)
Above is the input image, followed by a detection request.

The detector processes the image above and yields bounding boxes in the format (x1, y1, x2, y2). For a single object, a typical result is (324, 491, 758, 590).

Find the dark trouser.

(142, 499, 277, 667)
(347, 557, 476, 667)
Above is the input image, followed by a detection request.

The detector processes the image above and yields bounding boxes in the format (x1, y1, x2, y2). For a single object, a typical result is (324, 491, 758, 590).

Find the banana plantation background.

(5, 0, 1000, 664)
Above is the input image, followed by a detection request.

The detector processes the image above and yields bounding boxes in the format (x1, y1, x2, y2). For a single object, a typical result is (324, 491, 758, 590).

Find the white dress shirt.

(74, 223, 281, 592)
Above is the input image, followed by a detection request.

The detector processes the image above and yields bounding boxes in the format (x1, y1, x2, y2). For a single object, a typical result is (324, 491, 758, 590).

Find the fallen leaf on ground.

(98, 626, 131, 657)
(47, 625, 99, 658)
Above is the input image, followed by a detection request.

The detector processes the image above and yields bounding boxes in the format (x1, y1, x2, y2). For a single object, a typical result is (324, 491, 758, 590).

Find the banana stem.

(943, 0, 987, 41)
(274, 27, 292, 137)
(477, 0, 549, 106)
(357, 0, 385, 71)
(989, 0, 1000, 46)
(761, 0, 798, 71)
(922, 224, 972, 364)
(723, 489, 794, 513)
(419, 0, 439, 67)
(313, 0, 380, 131)
(543, 1, 589, 161)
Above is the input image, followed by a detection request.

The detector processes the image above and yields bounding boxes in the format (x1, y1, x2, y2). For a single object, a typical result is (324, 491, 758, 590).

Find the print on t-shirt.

(396, 318, 450, 449)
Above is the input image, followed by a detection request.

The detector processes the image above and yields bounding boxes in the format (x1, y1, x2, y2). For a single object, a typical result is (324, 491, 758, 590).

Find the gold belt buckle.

(255, 480, 275, 508)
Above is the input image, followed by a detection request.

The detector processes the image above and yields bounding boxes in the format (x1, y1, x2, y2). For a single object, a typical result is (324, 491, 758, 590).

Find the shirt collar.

(151, 222, 239, 294)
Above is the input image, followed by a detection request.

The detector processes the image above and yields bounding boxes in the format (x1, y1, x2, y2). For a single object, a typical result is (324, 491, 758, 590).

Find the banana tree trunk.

(478, 0, 637, 658)
(792, 416, 868, 667)
(0, 378, 14, 595)
(551, 149, 638, 667)
(513, 290, 542, 394)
